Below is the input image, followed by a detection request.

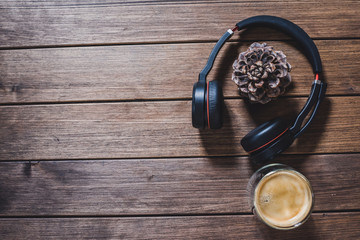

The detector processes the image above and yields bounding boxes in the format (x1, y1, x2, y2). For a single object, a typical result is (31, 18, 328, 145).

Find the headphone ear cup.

(241, 118, 290, 153)
(207, 80, 223, 129)
(250, 130, 295, 164)
(192, 82, 206, 129)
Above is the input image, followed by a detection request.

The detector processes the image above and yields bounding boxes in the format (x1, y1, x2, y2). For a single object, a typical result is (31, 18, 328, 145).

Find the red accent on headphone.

(206, 82, 210, 128)
(247, 127, 289, 154)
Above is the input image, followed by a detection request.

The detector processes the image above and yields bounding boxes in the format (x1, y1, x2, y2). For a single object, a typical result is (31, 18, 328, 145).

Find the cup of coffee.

(247, 163, 314, 230)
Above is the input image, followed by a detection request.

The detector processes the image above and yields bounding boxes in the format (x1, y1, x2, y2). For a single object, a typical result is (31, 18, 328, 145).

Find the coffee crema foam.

(254, 170, 313, 228)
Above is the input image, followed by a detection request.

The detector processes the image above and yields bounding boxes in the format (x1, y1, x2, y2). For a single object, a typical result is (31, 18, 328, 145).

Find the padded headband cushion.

(236, 15, 322, 73)
(208, 80, 223, 129)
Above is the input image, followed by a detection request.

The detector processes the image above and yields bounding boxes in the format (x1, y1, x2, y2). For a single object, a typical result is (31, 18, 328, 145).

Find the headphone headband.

(199, 16, 323, 83)
(235, 15, 322, 73)
(199, 29, 233, 82)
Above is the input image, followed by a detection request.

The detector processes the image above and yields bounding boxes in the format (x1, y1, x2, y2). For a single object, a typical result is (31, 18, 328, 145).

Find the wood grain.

(0, 1, 359, 48)
(1, 97, 359, 160)
(0, 154, 359, 216)
(0, 40, 359, 103)
(0, 1, 359, 239)
(0, 213, 359, 239)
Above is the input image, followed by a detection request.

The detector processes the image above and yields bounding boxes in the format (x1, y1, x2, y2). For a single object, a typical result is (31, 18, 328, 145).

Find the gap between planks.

(0, 37, 360, 51)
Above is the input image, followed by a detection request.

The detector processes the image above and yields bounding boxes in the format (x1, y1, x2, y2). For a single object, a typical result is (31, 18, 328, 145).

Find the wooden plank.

(0, 154, 358, 216)
(0, 40, 359, 103)
(0, 213, 359, 239)
(0, 1, 359, 48)
(0, 97, 359, 160)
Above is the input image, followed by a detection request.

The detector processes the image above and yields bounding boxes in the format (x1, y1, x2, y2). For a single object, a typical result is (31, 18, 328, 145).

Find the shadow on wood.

(199, 103, 238, 166)
(295, 97, 331, 157)
(255, 215, 318, 240)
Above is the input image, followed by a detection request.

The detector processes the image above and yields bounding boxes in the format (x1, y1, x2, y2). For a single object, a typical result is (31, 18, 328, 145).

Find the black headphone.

(192, 16, 327, 164)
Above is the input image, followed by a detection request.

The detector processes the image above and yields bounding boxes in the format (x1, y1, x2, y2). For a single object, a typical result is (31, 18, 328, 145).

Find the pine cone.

(232, 42, 292, 104)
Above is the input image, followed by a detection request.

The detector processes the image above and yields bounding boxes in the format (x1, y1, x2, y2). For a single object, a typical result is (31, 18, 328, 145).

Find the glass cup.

(247, 163, 314, 230)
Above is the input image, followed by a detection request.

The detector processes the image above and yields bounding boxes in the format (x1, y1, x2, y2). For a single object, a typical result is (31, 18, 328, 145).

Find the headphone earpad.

(208, 80, 223, 129)
(241, 118, 289, 153)
(192, 82, 206, 129)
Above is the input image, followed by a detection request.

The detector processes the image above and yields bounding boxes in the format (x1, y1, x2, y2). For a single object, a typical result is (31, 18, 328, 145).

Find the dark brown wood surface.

(0, 40, 359, 103)
(0, 154, 359, 216)
(0, 0, 359, 239)
(0, 0, 359, 47)
(0, 213, 359, 239)
(1, 97, 359, 160)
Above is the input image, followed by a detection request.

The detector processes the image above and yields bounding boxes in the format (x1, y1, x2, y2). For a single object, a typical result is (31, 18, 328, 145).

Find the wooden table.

(0, 1, 359, 239)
